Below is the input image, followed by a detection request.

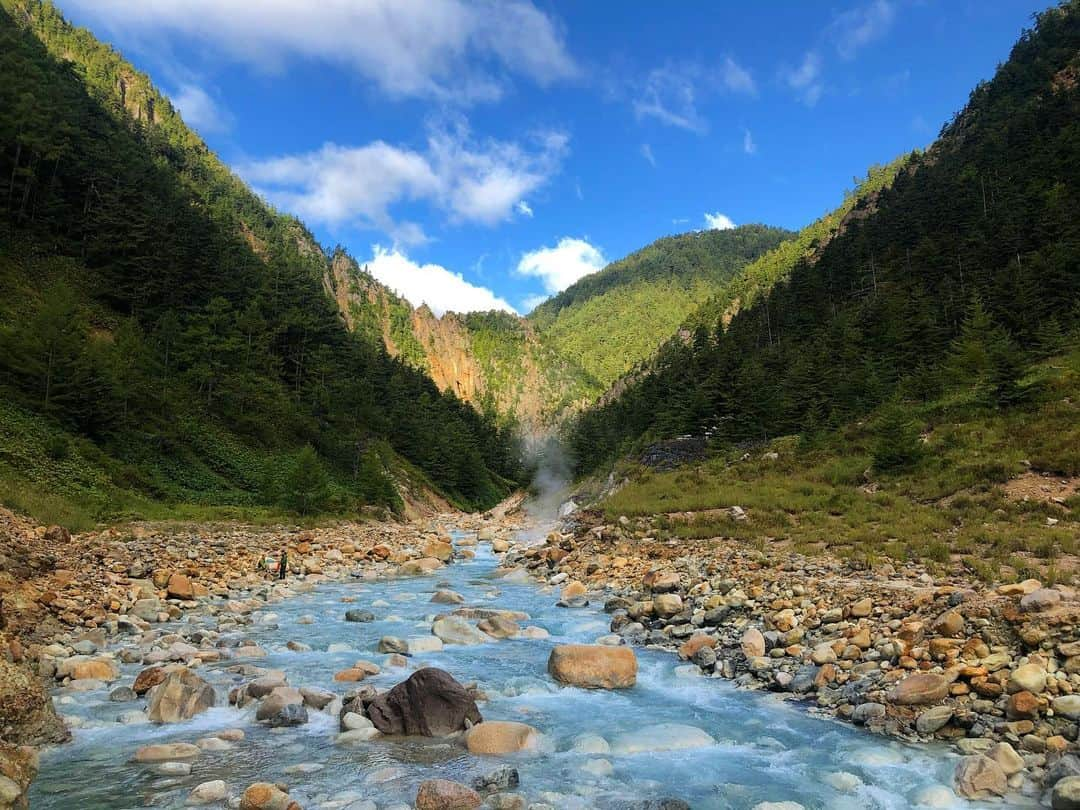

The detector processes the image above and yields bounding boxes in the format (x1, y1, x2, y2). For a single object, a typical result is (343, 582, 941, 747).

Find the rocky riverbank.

(495, 507, 1080, 806)
(4, 494, 1079, 808)
(0, 498, 528, 809)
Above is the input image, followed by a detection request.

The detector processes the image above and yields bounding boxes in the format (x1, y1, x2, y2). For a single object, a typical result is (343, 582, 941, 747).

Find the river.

(29, 530, 1007, 809)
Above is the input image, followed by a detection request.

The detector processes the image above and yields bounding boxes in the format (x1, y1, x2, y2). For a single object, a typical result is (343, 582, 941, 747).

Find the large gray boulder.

(367, 668, 481, 736)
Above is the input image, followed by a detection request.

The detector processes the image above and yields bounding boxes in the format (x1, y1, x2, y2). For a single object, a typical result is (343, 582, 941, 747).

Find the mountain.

(322, 227, 791, 432)
(0, 0, 520, 522)
(528, 225, 791, 389)
(323, 250, 600, 432)
(683, 157, 912, 333)
(568, 0, 1080, 473)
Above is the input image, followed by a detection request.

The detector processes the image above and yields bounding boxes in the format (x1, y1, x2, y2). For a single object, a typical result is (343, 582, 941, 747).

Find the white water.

(30, 532, 1011, 809)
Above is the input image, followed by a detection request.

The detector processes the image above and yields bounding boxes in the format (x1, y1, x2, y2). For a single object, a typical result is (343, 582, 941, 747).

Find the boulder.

(262, 702, 308, 728)
(561, 581, 587, 601)
(345, 610, 375, 623)
(547, 645, 637, 689)
(849, 597, 873, 617)
(464, 721, 543, 755)
(132, 666, 167, 696)
(653, 594, 683, 618)
(239, 783, 297, 810)
(377, 636, 408, 654)
(477, 615, 519, 639)
(0, 743, 38, 810)
(407, 636, 445, 654)
(247, 674, 288, 699)
(986, 742, 1024, 776)
(432, 617, 489, 646)
(1020, 588, 1062, 612)
(0, 660, 68, 746)
(255, 687, 302, 722)
(1009, 663, 1046, 694)
(399, 558, 444, 576)
(890, 673, 949, 705)
(431, 590, 464, 605)
(741, 627, 766, 658)
(423, 540, 454, 562)
(132, 743, 201, 763)
(367, 668, 482, 736)
(472, 765, 519, 793)
(1054, 695, 1080, 719)
(146, 668, 216, 723)
(953, 755, 1007, 799)
(131, 598, 163, 622)
(57, 656, 119, 682)
(415, 779, 481, 810)
(915, 706, 953, 734)
(611, 723, 716, 755)
(166, 572, 195, 600)
(648, 572, 681, 593)
(1053, 776, 1080, 810)
(187, 780, 228, 805)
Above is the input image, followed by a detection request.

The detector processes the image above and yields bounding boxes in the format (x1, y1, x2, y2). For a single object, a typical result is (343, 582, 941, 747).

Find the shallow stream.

(30, 532, 1011, 809)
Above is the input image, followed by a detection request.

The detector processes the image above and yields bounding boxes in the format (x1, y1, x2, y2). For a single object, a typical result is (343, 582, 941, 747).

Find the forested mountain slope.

(568, 1, 1080, 473)
(326, 226, 792, 430)
(0, 0, 519, 522)
(323, 251, 601, 431)
(684, 157, 913, 333)
(528, 225, 791, 388)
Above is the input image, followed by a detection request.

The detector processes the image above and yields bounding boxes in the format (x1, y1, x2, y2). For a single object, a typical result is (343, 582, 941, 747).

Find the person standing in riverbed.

(278, 547, 288, 580)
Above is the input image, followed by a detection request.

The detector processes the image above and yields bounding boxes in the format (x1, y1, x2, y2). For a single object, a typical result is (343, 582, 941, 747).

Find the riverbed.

(29, 531, 1011, 809)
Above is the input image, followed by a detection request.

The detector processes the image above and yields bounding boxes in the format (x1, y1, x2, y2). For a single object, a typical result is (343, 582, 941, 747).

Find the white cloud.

(515, 200, 533, 217)
(828, 0, 896, 60)
(171, 83, 231, 133)
(516, 237, 606, 293)
(704, 212, 736, 230)
(63, 0, 577, 105)
(783, 51, 824, 107)
(239, 121, 566, 235)
(630, 56, 755, 134)
(742, 127, 757, 155)
(640, 143, 656, 167)
(720, 56, 756, 95)
(633, 65, 708, 133)
(364, 245, 515, 316)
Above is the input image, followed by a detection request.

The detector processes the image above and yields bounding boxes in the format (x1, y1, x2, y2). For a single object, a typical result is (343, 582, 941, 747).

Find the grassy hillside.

(0, 0, 519, 524)
(568, 1, 1080, 473)
(529, 225, 791, 387)
(596, 346, 1079, 584)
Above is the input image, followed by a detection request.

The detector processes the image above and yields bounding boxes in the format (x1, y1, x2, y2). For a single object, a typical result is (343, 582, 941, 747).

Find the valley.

(2, 0, 1080, 808)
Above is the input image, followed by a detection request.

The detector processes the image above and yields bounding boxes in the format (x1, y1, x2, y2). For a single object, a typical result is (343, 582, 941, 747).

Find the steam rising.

(519, 433, 573, 542)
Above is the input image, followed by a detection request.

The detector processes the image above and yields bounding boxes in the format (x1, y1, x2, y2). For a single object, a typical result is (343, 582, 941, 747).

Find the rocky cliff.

(322, 251, 599, 432)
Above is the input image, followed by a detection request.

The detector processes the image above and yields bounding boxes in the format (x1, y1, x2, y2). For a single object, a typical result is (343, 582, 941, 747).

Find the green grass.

(598, 351, 1080, 583)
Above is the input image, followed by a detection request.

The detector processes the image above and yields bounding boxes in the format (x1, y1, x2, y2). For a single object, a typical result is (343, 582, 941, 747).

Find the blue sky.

(59, 0, 1048, 316)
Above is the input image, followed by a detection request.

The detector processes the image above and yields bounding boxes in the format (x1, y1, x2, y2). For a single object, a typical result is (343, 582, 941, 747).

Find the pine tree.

(872, 400, 923, 472)
(282, 445, 330, 515)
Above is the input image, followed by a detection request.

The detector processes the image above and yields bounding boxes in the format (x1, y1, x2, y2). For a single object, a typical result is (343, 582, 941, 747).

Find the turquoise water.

(30, 533, 1005, 809)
